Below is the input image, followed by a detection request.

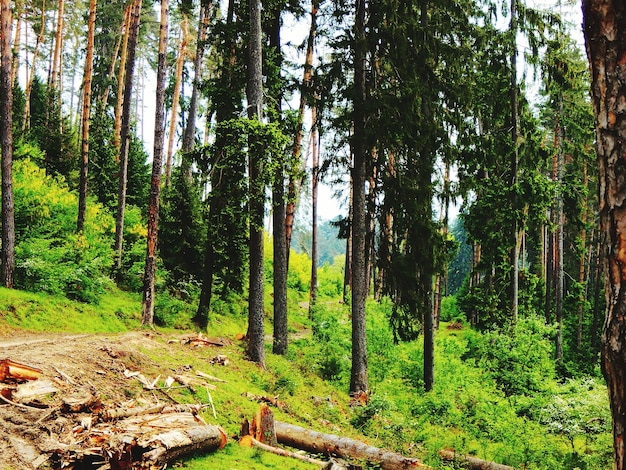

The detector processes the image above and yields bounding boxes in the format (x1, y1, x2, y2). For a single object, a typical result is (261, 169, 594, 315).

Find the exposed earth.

(0, 330, 203, 469)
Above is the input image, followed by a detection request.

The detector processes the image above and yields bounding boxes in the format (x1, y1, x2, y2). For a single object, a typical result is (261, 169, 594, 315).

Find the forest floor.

(0, 330, 235, 469)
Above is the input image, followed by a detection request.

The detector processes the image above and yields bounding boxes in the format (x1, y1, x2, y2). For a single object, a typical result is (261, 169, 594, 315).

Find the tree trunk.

(555, 95, 564, 362)
(195, 0, 238, 328)
(246, 0, 265, 366)
(266, 4, 289, 356)
(181, 2, 211, 176)
(22, 0, 46, 132)
(114, 0, 142, 272)
(583, 2, 626, 468)
(165, 14, 188, 187)
(141, 0, 168, 326)
(438, 449, 516, 470)
(275, 421, 427, 470)
(350, 0, 369, 398)
(509, 0, 519, 323)
(98, 12, 125, 108)
(285, 0, 317, 265)
(309, 106, 319, 315)
(77, 0, 97, 234)
(47, 0, 64, 122)
(114, 3, 132, 151)
(577, 161, 589, 351)
(1, 0, 15, 288)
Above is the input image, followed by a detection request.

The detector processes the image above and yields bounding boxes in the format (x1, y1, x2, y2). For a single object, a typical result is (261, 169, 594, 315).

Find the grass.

(0, 284, 614, 469)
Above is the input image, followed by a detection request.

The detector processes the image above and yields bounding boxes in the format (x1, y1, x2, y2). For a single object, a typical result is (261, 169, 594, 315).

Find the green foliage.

(159, 169, 207, 282)
(13, 158, 115, 302)
(465, 315, 556, 396)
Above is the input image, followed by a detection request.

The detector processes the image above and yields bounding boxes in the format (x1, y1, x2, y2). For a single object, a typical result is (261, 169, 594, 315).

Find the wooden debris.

(183, 333, 225, 348)
(275, 420, 430, 470)
(11, 378, 58, 403)
(61, 387, 102, 413)
(98, 403, 202, 422)
(196, 370, 227, 383)
(242, 392, 287, 410)
(438, 449, 517, 470)
(210, 354, 229, 366)
(53, 410, 227, 469)
(0, 359, 42, 383)
(239, 434, 343, 468)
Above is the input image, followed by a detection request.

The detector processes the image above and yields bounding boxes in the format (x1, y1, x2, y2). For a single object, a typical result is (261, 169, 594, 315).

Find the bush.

(466, 315, 556, 396)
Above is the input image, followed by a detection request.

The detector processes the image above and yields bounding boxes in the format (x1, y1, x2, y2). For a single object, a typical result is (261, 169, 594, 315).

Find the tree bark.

(350, 0, 369, 398)
(509, 0, 519, 322)
(114, 3, 132, 151)
(309, 107, 319, 315)
(77, 0, 97, 234)
(246, 0, 265, 366)
(114, 0, 142, 272)
(165, 14, 188, 187)
(583, 1, 626, 468)
(141, 0, 168, 326)
(0, 0, 15, 288)
(22, 0, 46, 132)
(181, 1, 211, 174)
(438, 450, 516, 470)
(285, 0, 317, 265)
(275, 421, 428, 470)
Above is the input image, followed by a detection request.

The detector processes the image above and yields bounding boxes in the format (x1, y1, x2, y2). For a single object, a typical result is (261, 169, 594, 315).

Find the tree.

(246, 0, 265, 366)
(350, 0, 368, 398)
(582, 1, 626, 468)
(114, 0, 142, 272)
(77, 0, 97, 233)
(142, 0, 168, 326)
(0, 0, 14, 288)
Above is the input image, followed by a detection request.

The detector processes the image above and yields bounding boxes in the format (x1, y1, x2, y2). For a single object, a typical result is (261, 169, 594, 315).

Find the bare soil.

(0, 331, 179, 469)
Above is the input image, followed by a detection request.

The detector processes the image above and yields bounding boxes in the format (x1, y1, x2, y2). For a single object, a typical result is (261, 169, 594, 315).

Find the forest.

(1, 0, 626, 468)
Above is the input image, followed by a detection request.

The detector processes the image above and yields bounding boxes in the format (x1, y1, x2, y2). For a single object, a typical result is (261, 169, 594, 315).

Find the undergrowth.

(0, 275, 613, 469)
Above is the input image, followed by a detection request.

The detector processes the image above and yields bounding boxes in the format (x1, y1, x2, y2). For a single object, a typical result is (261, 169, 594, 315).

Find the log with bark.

(438, 449, 517, 470)
(275, 420, 429, 469)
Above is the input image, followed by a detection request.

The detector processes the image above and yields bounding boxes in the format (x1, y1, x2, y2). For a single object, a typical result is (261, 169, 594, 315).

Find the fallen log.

(240, 434, 338, 467)
(275, 420, 430, 470)
(438, 449, 517, 470)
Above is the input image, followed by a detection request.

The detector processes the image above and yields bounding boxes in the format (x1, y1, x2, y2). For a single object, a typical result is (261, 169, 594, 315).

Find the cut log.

(99, 403, 202, 422)
(251, 403, 278, 446)
(438, 449, 517, 470)
(0, 359, 42, 382)
(275, 420, 430, 470)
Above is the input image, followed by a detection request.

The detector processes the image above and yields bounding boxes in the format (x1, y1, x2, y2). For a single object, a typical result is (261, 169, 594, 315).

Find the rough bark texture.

(77, 0, 96, 234)
(350, 0, 369, 398)
(114, 0, 142, 271)
(165, 15, 187, 187)
(509, 0, 519, 321)
(246, 0, 265, 366)
(583, 1, 626, 468)
(285, 0, 317, 266)
(438, 450, 516, 470)
(275, 421, 427, 470)
(0, 0, 15, 288)
(309, 109, 319, 314)
(141, 0, 168, 325)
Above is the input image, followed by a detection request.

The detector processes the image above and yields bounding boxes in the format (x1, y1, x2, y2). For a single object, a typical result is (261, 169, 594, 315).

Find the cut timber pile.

(0, 356, 228, 469)
(53, 406, 227, 469)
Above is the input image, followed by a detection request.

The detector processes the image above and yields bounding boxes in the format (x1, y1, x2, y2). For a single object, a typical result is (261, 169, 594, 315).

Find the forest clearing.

(0, 0, 625, 468)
